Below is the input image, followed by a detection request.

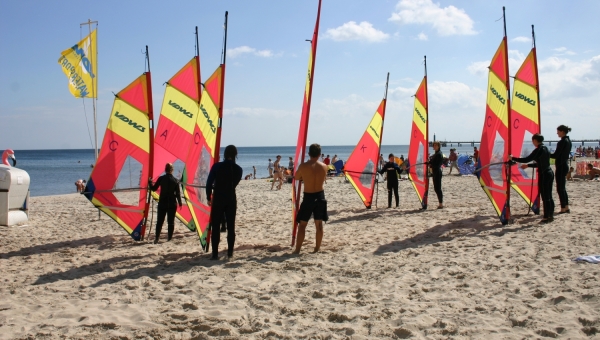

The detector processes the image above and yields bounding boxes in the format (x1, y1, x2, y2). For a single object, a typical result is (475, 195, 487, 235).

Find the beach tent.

(457, 154, 475, 175)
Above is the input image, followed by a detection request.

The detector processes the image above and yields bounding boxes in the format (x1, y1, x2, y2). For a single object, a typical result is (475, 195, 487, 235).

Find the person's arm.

(512, 147, 540, 164)
(175, 180, 182, 207)
(294, 166, 303, 181)
(205, 163, 217, 202)
(150, 176, 161, 192)
(234, 165, 243, 187)
(550, 139, 564, 159)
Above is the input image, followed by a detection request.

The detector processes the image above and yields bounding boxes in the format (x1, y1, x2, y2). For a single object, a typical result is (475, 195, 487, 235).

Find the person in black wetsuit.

(428, 141, 444, 209)
(510, 133, 555, 223)
(206, 145, 243, 260)
(378, 153, 402, 208)
(150, 163, 182, 244)
(550, 125, 572, 214)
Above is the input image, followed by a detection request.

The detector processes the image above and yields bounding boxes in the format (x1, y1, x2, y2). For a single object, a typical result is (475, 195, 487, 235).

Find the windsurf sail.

(343, 73, 389, 209)
(84, 46, 154, 240)
(476, 8, 512, 225)
(182, 12, 228, 251)
(292, 0, 322, 246)
(407, 56, 429, 209)
(152, 27, 202, 231)
(510, 25, 540, 214)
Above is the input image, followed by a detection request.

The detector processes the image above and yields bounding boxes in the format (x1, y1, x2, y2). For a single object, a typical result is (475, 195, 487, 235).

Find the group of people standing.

(509, 124, 572, 223)
(148, 124, 575, 259)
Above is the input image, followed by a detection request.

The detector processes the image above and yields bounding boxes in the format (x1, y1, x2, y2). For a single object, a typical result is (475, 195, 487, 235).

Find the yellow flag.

(58, 29, 97, 98)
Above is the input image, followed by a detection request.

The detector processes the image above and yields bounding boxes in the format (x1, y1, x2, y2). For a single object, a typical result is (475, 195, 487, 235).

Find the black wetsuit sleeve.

(513, 147, 540, 164)
(429, 152, 444, 169)
(150, 176, 161, 192)
(234, 165, 243, 187)
(175, 180, 182, 206)
(206, 163, 218, 201)
(550, 137, 571, 163)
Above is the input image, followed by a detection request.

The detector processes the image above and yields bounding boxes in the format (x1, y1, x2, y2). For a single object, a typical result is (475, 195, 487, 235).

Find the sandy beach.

(1, 173, 599, 339)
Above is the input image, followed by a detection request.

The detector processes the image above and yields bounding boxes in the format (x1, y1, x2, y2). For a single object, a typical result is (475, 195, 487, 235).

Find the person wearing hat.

(448, 148, 459, 175)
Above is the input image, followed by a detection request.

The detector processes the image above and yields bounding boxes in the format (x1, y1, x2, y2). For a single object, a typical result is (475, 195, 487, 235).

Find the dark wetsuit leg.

(155, 206, 167, 240)
(555, 162, 569, 208)
(539, 169, 555, 218)
(166, 206, 176, 240)
(432, 169, 443, 204)
(210, 201, 237, 257)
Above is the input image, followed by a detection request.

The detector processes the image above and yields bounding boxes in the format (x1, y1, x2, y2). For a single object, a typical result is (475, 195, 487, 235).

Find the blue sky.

(1, 0, 599, 150)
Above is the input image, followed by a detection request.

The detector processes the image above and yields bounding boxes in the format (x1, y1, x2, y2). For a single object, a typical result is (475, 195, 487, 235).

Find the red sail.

(476, 37, 512, 225)
(510, 49, 540, 214)
(152, 57, 201, 231)
(344, 91, 387, 208)
(85, 71, 154, 240)
(408, 74, 429, 209)
(292, 0, 322, 246)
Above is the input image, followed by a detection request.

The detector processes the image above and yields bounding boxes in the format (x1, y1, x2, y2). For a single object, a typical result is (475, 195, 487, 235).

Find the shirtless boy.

(587, 163, 600, 180)
(293, 143, 328, 254)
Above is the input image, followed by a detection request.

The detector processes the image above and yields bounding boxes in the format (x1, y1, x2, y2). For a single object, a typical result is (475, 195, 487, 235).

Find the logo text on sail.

(115, 111, 145, 132)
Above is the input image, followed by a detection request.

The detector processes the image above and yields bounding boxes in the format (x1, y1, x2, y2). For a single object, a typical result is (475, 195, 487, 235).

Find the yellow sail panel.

(413, 99, 427, 135)
(486, 72, 509, 128)
(198, 94, 219, 157)
(366, 110, 383, 146)
(57, 29, 97, 98)
(107, 99, 150, 153)
(159, 85, 198, 134)
(511, 79, 539, 124)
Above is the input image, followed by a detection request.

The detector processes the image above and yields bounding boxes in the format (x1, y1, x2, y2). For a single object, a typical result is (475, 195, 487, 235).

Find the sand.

(1, 173, 599, 339)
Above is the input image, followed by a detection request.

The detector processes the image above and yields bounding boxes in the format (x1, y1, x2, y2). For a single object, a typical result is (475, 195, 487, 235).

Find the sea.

(13, 144, 522, 197)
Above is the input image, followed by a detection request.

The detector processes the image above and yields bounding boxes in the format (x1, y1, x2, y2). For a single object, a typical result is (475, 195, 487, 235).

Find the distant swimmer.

(293, 143, 328, 254)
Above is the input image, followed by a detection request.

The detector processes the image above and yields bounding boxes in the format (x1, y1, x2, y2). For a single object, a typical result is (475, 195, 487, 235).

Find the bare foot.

(311, 248, 320, 253)
(292, 250, 300, 254)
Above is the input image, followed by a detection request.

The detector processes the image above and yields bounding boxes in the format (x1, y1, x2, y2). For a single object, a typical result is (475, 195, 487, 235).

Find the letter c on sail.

(513, 118, 520, 129)
(194, 132, 201, 144)
(413, 129, 418, 138)
(109, 140, 118, 151)
(486, 115, 492, 127)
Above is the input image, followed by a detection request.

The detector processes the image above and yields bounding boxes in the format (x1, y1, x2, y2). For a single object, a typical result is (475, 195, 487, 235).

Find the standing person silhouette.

(378, 153, 402, 208)
(206, 145, 243, 260)
(510, 134, 555, 223)
(293, 143, 328, 254)
(550, 125, 572, 214)
(429, 141, 444, 209)
(150, 163, 182, 244)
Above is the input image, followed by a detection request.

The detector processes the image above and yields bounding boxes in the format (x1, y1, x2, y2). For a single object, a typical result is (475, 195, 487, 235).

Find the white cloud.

(467, 61, 489, 77)
(511, 36, 531, 43)
(388, 0, 476, 36)
(225, 107, 294, 117)
(323, 21, 389, 42)
(553, 47, 576, 56)
(227, 46, 274, 58)
(417, 32, 428, 41)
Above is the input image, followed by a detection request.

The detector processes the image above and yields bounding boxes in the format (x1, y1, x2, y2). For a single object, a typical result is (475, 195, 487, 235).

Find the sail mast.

(214, 11, 228, 164)
(502, 6, 512, 223)
(141, 45, 155, 240)
(532, 25, 540, 131)
(80, 19, 98, 160)
(423, 55, 429, 208)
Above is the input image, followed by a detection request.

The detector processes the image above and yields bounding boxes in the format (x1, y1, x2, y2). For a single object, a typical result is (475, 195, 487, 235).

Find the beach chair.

(333, 160, 344, 176)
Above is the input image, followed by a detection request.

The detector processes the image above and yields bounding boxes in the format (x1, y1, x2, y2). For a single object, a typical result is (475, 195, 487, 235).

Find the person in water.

(429, 141, 444, 209)
(150, 163, 182, 244)
(378, 153, 402, 208)
(206, 145, 243, 260)
(510, 133, 555, 223)
(293, 143, 328, 254)
(550, 125, 572, 214)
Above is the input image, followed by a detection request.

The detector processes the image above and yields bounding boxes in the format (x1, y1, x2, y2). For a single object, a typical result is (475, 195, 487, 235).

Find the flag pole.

(80, 19, 98, 161)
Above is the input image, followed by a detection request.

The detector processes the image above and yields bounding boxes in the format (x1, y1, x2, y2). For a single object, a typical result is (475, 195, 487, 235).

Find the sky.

(1, 0, 599, 150)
